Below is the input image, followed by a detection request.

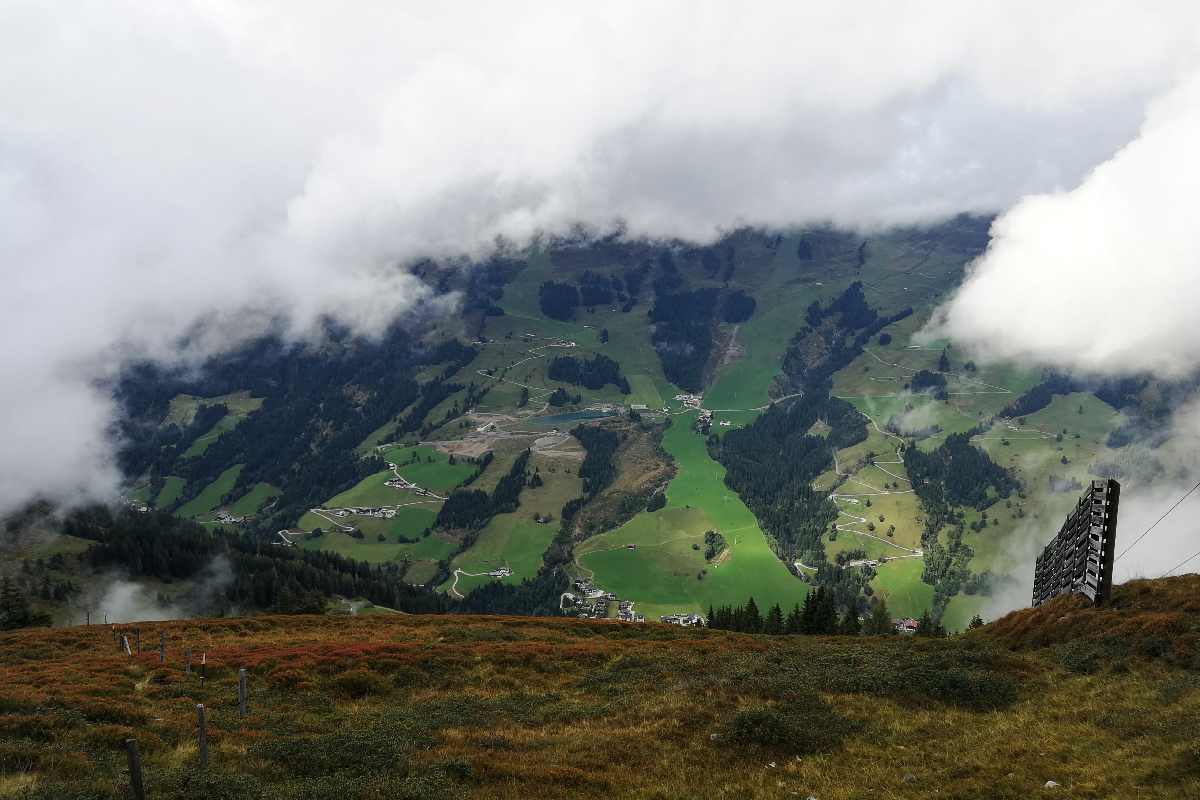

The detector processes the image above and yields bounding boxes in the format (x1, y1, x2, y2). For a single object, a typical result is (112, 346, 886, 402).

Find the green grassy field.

(579, 412, 812, 619)
(161, 390, 262, 427)
(228, 482, 278, 517)
(124, 485, 153, 505)
(871, 556, 935, 620)
(174, 464, 243, 518)
(182, 415, 245, 458)
(296, 506, 450, 565)
(321, 470, 412, 509)
(380, 445, 478, 492)
(438, 452, 581, 595)
(444, 518, 557, 596)
(156, 476, 186, 508)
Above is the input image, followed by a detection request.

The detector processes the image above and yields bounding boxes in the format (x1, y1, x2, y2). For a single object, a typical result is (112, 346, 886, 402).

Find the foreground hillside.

(2, 578, 1199, 799)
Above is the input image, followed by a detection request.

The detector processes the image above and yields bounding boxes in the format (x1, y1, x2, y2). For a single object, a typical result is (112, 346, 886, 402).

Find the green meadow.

(380, 444, 478, 493)
(228, 482, 278, 517)
(438, 452, 581, 595)
(579, 412, 812, 619)
(297, 505, 449, 565)
(182, 415, 245, 458)
(156, 476, 186, 508)
(175, 464, 243, 518)
(443, 518, 557, 596)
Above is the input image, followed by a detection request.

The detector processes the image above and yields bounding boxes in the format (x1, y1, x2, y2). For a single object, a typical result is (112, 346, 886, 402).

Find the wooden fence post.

(125, 738, 145, 800)
(238, 669, 247, 719)
(197, 704, 208, 767)
(135, 626, 140, 654)
(120, 635, 131, 656)
(185, 646, 191, 683)
(159, 630, 165, 664)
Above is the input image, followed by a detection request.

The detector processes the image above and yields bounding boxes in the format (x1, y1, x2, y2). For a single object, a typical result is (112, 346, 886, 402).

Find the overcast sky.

(3, 1, 1200, 517)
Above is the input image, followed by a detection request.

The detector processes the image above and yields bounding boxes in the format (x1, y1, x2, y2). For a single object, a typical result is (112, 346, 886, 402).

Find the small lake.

(529, 411, 617, 425)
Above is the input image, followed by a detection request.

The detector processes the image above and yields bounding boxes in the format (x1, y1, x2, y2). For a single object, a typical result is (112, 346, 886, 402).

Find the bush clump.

(332, 668, 391, 698)
(721, 699, 861, 753)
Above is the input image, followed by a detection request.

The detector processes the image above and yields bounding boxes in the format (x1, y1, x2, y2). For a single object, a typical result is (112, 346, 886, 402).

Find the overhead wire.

(1159, 548, 1200, 580)
(1113, 478, 1200, 563)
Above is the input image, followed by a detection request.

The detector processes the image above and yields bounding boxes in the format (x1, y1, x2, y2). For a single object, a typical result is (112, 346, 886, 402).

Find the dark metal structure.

(1032, 479, 1120, 607)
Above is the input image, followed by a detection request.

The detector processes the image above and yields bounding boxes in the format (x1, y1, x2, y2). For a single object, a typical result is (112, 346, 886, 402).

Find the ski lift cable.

(1113, 478, 1200, 563)
(1159, 547, 1200, 580)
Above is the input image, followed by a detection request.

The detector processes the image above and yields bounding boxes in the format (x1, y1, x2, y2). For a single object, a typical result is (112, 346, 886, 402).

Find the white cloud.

(2, 1, 1200, 512)
(932, 67, 1200, 376)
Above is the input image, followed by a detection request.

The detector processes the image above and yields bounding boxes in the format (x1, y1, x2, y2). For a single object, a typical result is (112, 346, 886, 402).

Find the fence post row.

(124, 738, 145, 800)
(197, 704, 208, 768)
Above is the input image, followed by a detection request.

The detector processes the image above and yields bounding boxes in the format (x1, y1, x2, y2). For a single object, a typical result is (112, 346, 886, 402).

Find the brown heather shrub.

(331, 668, 391, 698)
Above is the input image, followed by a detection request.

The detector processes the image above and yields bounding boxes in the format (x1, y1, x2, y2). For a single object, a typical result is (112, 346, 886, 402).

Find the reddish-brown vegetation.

(2, 582, 1200, 798)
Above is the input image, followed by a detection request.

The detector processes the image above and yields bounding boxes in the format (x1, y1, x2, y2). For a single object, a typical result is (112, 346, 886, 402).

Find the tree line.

(433, 450, 532, 530)
(708, 590, 899, 637)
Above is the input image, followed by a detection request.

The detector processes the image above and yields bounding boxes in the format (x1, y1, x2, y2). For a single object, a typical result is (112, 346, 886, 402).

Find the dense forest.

(649, 288, 719, 390)
(65, 507, 445, 615)
(538, 281, 580, 321)
(433, 450, 532, 530)
(711, 389, 861, 569)
(547, 354, 631, 393)
(722, 290, 757, 323)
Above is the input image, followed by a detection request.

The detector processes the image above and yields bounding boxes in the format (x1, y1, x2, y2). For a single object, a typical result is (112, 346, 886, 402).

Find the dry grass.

(2, 581, 1199, 798)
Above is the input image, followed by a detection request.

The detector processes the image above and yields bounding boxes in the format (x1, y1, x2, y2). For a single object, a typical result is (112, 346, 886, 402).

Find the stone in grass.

(903, 774, 917, 782)
(1045, 781, 1060, 788)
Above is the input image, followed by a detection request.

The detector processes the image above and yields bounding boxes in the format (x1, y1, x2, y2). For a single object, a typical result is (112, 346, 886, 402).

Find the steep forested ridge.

(114, 330, 476, 531)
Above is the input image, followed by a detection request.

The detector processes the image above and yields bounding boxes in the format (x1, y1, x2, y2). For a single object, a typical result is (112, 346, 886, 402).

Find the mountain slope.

(2, 579, 1198, 798)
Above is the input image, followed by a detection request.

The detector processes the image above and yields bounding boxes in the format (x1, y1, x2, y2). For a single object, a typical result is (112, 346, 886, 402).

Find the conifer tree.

(799, 589, 817, 634)
(744, 597, 762, 634)
(785, 603, 802, 635)
(0, 575, 52, 631)
(968, 613, 984, 630)
(816, 587, 839, 634)
(707, 604, 716, 629)
(865, 596, 893, 636)
(764, 603, 784, 635)
(915, 609, 946, 638)
(839, 596, 862, 636)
